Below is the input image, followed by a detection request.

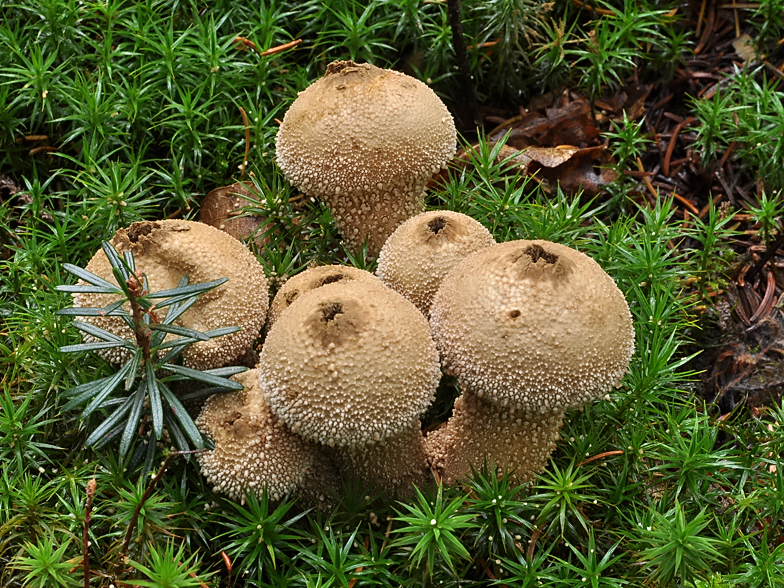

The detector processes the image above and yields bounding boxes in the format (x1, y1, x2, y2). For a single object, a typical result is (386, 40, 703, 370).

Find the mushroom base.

(331, 421, 430, 496)
(425, 391, 564, 485)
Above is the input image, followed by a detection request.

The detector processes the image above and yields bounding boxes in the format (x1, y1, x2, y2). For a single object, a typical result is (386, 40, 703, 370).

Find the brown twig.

(571, 0, 616, 15)
(380, 515, 395, 553)
(696, 0, 708, 36)
(239, 106, 250, 180)
(446, 0, 481, 127)
(83, 478, 97, 588)
(745, 229, 784, 284)
(636, 157, 659, 200)
(527, 522, 547, 561)
(577, 450, 624, 468)
(671, 192, 700, 216)
(466, 38, 500, 51)
(221, 551, 233, 582)
(258, 38, 302, 57)
(663, 117, 695, 177)
(694, 2, 715, 55)
(234, 37, 302, 58)
(126, 275, 153, 364)
(29, 145, 57, 155)
(347, 536, 370, 588)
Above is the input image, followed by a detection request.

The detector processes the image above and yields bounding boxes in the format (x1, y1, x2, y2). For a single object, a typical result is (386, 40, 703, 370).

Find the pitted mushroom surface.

(73, 220, 269, 369)
(430, 239, 634, 413)
(376, 210, 495, 316)
(196, 369, 339, 504)
(276, 60, 456, 255)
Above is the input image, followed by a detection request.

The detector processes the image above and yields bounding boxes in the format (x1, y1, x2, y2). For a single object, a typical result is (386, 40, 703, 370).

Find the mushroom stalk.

(426, 389, 564, 485)
(332, 421, 430, 494)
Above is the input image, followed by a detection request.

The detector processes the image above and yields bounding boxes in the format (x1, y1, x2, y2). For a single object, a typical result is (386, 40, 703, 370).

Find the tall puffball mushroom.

(259, 279, 442, 493)
(266, 264, 379, 333)
(276, 60, 457, 256)
(196, 369, 340, 505)
(73, 220, 269, 369)
(428, 240, 634, 484)
(376, 210, 495, 316)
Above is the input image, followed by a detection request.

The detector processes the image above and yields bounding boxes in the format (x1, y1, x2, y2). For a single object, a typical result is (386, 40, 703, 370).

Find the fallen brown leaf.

(199, 182, 271, 246)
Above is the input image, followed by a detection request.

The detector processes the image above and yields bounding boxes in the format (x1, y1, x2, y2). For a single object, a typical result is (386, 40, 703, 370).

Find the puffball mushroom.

(73, 220, 269, 370)
(376, 210, 496, 316)
(428, 240, 634, 484)
(196, 369, 340, 505)
(276, 60, 457, 256)
(259, 279, 442, 493)
(266, 264, 378, 333)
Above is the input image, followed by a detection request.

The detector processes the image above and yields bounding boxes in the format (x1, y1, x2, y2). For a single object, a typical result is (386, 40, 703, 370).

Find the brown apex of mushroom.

(73, 220, 269, 369)
(266, 264, 379, 333)
(376, 210, 495, 316)
(275, 60, 456, 255)
(430, 239, 635, 413)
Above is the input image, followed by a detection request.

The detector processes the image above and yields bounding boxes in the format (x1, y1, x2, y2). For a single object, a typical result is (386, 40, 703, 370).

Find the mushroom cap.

(196, 369, 338, 503)
(73, 220, 269, 369)
(275, 60, 456, 254)
(260, 279, 441, 448)
(430, 240, 634, 413)
(267, 264, 379, 333)
(376, 210, 495, 316)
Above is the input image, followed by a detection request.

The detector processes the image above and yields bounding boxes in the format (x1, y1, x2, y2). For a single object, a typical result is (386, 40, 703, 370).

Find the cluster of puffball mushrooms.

(72, 61, 635, 506)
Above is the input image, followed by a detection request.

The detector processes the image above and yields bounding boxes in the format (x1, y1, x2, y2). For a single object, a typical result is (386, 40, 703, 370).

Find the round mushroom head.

(430, 240, 634, 413)
(260, 279, 441, 448)
(267, 264, 379, 333)
(73, 220, 269, 369)
(376, 210, 495, 316)
(196, 369, 339, 504)
(276, 60, 456, 255)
